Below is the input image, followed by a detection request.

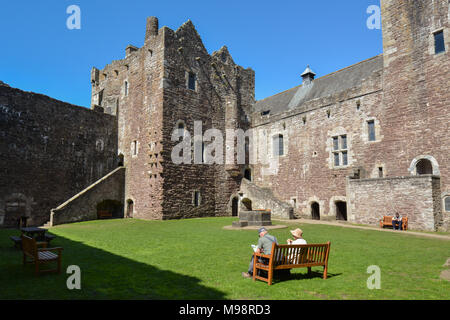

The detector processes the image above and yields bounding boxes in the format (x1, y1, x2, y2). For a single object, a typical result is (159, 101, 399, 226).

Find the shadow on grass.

(0, 229, 226, 300)
(270, 269, 342, 285)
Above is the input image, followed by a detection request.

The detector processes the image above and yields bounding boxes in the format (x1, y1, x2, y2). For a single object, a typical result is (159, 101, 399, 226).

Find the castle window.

(124, 81, 129, 96)
(193, 191, 201, 207)
(445, 197, 450, 212)
(132, 140, 138, 156)
(368, 120, 376, 141)
(188, 72, 196, 91)
(434, 30, 445, 54)
(273, 134, 284, 157)
(332, 135, 349, 167)
(333, 137, 339, 151)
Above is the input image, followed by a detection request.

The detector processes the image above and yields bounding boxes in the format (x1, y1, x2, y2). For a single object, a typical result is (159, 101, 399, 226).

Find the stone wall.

(380, 0, 450, 224)
(160, 21, 254, 219)
(0, 84, 118, 227)
(249, 56, 384, 220)
(347, 175, 441, 231)
(50, 167, 125, 226)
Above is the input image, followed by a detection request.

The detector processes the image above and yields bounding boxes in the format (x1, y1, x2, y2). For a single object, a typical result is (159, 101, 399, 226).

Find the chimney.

(145, 16, 159, 42)
(301, 65, 316, 86)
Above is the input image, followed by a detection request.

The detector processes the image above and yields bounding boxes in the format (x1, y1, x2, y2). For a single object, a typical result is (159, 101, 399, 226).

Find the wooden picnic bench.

(253, 241, 331, 286)
(10, 233, 56, 249)
(379, 216, 408, 230)
(21, 235, 63, 275)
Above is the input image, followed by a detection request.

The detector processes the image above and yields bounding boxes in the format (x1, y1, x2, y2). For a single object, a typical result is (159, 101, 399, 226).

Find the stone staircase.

(239, 178, 294, 220)
(40, 221, 52, 229)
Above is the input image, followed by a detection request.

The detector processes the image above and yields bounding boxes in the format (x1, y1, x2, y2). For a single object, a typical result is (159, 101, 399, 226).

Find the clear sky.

(0, 0, 382, 107)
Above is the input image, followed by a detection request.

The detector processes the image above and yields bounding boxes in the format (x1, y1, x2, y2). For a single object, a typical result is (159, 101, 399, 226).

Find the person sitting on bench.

(392, 212, 403, 230)
(287, 228, 307, 245)
(242, 227, 277, 279)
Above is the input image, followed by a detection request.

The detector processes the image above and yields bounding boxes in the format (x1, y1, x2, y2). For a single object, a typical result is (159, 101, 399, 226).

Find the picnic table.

(10, 227, 56, 249)
(21, 227, 47, 240)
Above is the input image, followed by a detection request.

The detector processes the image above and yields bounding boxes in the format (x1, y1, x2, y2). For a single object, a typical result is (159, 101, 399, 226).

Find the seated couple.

(241, 227, 306, 279)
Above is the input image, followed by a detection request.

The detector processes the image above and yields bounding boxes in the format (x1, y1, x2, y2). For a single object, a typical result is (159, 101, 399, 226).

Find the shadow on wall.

(0, 229, 226, 300)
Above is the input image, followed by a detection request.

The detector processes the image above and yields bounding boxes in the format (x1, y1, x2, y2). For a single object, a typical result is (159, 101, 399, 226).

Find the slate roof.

(253, 55, 383, 116)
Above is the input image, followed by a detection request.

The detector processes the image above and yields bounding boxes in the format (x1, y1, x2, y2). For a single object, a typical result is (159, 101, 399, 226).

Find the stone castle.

(0, 0, 448, 231)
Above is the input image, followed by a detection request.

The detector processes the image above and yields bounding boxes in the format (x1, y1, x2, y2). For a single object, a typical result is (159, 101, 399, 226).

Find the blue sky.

(0, 0, 382, 107)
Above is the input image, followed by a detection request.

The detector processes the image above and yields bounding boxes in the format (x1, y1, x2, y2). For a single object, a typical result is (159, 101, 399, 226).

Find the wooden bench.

(253, 242, 331, 286)
(21, 235, 63, 275)
(98, 210, 113, 219)
(380, 216, 408, 230)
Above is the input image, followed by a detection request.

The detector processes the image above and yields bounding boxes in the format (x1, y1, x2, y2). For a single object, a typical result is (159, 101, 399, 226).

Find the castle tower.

(380, 0, 449, 229)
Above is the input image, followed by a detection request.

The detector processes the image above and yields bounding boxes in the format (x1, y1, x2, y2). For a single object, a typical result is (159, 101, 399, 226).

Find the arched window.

(416, 159, 433, 175)
(124, 81, 128, 96)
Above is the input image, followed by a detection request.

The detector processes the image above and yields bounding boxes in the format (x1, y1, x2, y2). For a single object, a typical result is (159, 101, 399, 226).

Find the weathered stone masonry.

(1, 0, 448, 231)
(0, 83, 118, 227)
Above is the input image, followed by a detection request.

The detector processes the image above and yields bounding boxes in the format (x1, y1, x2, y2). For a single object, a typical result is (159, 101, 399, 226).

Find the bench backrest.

(383, 216, 393, 224)
(383, 216, 408, 224)
(21, 235, 37, 258)
(270, 242, 331, 267)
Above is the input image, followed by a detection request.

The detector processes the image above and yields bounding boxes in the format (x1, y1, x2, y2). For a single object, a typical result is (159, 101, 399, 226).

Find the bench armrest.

(254, 252, 271, 259)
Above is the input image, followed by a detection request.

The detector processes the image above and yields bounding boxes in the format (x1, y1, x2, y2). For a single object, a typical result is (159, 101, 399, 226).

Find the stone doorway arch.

(311, 202, 320, 220)
(335, 201, 347, 221)
(231, 197, 239, 217)
(126, 199, 134, 218)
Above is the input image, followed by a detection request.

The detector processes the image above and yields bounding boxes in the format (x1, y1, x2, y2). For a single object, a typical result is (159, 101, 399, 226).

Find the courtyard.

(1, 217, 449, 300)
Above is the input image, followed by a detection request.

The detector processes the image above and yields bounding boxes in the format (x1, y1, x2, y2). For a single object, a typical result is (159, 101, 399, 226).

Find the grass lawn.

(1, 217, 449, 300)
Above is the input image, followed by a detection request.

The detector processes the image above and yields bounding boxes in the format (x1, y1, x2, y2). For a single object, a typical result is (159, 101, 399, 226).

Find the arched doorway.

(244, 168, 252, 181)
(335, 201, 347, 221)
(126, 199, 134, 218)
(231, 197, 239, 217)
(416, 159, 433, 175)
(311, 202, 320, 220)
(118, 154, 124, 167)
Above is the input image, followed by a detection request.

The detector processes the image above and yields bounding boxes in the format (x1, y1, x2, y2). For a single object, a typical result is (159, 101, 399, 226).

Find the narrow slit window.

(193, 191, 201, 207)
(378, 167, 384, 178)
(132, 140, 138, 156)
(434, 30, 445, 54)
(188, 72, 196, 91)
(368, 120, 376, 141)
(124, 81, 129, 96)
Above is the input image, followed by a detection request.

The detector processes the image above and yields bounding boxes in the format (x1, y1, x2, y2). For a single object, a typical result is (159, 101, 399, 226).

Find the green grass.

(1, 217, 449, 300)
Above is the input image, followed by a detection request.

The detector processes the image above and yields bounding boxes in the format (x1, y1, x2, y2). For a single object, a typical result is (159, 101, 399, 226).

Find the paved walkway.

(273, 218, 450, 241)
